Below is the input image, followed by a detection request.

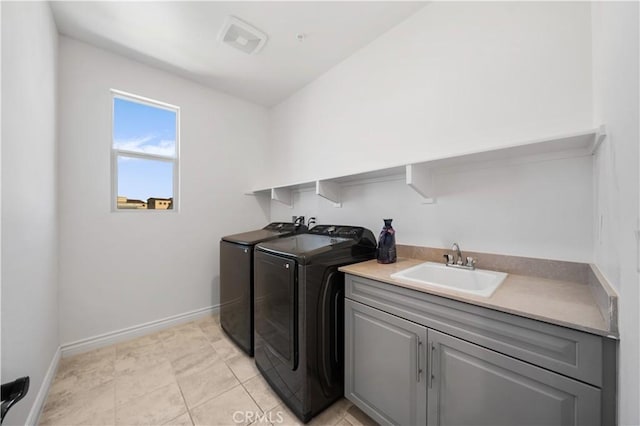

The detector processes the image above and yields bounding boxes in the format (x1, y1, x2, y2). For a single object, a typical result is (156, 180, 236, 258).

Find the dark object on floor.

(1, 376, 30, 424)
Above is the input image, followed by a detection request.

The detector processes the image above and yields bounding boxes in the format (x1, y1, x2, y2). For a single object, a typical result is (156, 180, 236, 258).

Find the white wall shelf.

(248, 127, 605, 207)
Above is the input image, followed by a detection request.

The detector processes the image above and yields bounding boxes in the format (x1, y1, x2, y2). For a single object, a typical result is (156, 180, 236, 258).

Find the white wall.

(58, 37, 269, 344)
(269, 1, 593, 186)
(268, 1, 594, 261)
(591, 2, 640, 424)
(1, 2, 60, 424)
(272, 155, 594, 262)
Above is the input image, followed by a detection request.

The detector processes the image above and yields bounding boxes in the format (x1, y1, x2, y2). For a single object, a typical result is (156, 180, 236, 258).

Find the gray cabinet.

(427, 329, 600, 426)
(344, 274, 613, 426)
(345, 299, 427, 426)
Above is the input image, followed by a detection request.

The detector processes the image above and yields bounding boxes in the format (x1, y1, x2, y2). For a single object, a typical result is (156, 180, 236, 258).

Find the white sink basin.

(390, 262, 508, 298)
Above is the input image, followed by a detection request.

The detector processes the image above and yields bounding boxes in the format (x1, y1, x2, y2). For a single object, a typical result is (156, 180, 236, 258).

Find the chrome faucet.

(444, 242, 477, 270)
(452, 243, 462, 265)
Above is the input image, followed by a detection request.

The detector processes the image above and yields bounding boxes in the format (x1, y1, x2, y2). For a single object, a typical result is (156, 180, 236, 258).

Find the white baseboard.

(60, 305, 218, 357)
(25, 347, 61, 426)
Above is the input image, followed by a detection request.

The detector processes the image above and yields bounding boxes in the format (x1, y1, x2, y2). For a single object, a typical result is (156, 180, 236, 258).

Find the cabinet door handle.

(416, 338, 423, 382)
(429, 342, 435, 389)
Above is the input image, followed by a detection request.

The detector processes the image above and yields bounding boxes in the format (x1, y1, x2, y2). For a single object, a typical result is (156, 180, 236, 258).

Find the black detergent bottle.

(376, 219, 397, 264)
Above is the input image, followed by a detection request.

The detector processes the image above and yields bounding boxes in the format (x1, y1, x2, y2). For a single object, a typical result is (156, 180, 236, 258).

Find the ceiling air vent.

(218, 16, 268, 55)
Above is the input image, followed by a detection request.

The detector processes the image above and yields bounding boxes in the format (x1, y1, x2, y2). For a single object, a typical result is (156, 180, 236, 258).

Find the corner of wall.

(1, 1, 61, 423)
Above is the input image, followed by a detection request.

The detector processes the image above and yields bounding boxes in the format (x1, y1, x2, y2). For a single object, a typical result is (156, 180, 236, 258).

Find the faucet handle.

(443, 254, 453, 265)
(465, 257, 477, 269)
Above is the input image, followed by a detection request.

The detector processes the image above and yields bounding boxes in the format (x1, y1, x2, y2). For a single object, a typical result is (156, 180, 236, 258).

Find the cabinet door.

(427, 329, 601, 426)
(345, 299, 427, 426)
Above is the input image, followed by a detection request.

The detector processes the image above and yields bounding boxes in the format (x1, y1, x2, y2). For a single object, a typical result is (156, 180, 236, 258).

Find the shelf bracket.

(271, 187, 293, 208)
(244, 189, 269, 196)
(592, 125, 607, 154)
(406, 164, 436, 204)
(316, 180, 342, 207)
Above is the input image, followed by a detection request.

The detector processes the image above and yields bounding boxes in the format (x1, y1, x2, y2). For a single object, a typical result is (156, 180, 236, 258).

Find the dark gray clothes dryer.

(220, 222, 307, 356)
(253, 225, 376, 422)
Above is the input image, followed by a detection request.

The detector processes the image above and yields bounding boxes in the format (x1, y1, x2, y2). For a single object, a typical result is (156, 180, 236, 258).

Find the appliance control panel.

(263, 222, 306, 233)
(308, 225, 363, 239)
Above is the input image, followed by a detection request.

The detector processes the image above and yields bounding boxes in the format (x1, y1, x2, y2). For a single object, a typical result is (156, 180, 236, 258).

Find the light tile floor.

(39, 314, 377, 426)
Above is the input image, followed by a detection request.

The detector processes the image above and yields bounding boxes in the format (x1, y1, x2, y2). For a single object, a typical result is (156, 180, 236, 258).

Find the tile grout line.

(239, 377, 267, 416)
(181, 321, 259, 416)
(112, 359, 117, 425)
(184, 383, 246, 415)
(222, 354, 254, 397)
(174, 378, 196, 426)
(171, 319, 244, 420)
(168, 320, 214, 426)
(203, 328, 270, 420)
(112, 347, 122, 425)
(116, 322, 199, 424)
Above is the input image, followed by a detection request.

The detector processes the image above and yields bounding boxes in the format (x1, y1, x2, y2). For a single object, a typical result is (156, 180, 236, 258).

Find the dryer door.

(255, 250, 298, 370)
(219, 240, 253, 355)
(318, 268, 345, 393)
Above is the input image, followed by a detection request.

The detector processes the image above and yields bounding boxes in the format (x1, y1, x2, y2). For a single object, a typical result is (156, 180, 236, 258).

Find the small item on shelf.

(376, 219, 397, 264)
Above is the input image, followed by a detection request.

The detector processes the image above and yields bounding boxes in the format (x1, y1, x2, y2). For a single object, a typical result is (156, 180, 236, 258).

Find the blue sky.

(113, 97, 176, 201)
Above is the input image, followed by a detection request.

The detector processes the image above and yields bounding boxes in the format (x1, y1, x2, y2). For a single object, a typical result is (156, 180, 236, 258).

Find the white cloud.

(113, 134, 154, 150)
(114, 135, 175, 157)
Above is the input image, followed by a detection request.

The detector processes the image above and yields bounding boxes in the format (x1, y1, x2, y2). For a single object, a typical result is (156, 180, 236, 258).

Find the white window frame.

(111, 89, 180, 212)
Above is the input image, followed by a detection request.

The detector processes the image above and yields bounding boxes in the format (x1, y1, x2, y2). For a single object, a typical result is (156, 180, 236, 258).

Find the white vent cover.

(218, 16, 268, 55)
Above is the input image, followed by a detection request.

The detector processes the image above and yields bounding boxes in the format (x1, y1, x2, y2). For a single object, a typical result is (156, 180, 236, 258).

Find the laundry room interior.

(1, 1, 639, 426)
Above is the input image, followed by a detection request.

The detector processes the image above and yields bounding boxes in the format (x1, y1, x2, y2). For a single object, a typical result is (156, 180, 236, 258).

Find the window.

(112, 90, 179, 211)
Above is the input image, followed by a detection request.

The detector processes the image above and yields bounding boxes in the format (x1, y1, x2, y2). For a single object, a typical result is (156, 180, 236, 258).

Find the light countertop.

(340, 258, 615, 338)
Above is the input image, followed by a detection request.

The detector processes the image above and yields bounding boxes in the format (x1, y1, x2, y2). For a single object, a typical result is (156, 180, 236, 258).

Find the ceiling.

(50, 1, 427, 106)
